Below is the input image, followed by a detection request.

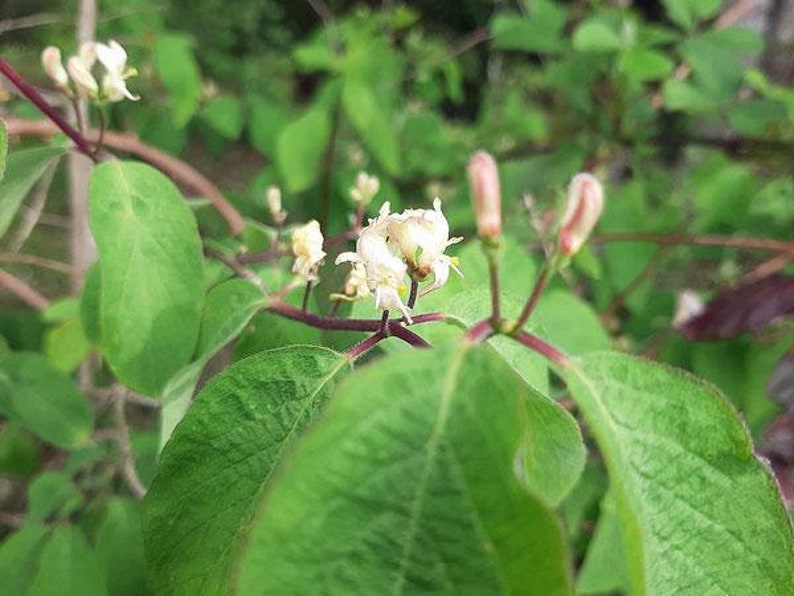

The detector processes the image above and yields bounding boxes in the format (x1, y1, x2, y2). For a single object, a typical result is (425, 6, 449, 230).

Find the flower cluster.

(42, 40, 138, 103)
(335, 199, 461, 322)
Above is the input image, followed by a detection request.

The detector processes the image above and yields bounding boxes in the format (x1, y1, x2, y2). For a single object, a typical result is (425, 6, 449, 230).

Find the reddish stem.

(0, 58, 97, 159)
(512, 330, 568, 366)
(515, 264, 550, 330)
(346, 332, 386, 359)
(463, 318, 496, 344)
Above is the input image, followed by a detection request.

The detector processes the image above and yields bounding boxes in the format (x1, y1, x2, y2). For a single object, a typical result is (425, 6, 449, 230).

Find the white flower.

(331, 262, 371, 302)
(386, 198, 462, 295)
(350, 172, 380, 207)
(291, 220, 326, 282)
(66, 43, 99, 99)
(41, 47, 69, 89)
(95, 40, 138, 102)
(672, 290, 706, 329)
(336, 203, 412, 321)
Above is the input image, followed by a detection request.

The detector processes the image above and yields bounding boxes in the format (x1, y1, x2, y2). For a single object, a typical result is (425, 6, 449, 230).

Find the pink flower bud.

(41, 47, 69, 89)
(558, 173, 604, 256)
(467, 151, 502, 241)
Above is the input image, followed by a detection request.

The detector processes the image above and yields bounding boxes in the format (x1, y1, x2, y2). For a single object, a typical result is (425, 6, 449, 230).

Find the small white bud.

(291, 220, 326, 282)
(558, 173, 604, 256)
(265, 186, 286, 225)
(350, 172, 380, 207)
(672, 290, 706, 329)
(66, 55, 99, 99)
(467, 151, 502, 241)
(41, 47, 69, 89)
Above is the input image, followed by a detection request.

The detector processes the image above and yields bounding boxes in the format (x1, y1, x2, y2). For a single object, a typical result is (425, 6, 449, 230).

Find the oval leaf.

(89, 161, 204, 396)
(236, 344, 579, 595)
(562, 352, 794, 595)
(27, 525, 107, 596)
(0, 352, 93, 448)
(143, 346, 351, 595)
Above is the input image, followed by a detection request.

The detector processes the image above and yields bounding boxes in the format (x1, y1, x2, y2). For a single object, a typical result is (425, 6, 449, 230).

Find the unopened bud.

(42, 47, 69, 89)
(66, 55, 98, 99)
(672, 290, 705, 329)
(467, 151, 502, 241)
(558, 173, 604, 256)
(350, 172, 380, 207)
(266, 185, 286, 225)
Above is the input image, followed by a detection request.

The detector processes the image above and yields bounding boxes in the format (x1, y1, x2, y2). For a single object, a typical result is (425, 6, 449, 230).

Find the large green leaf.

(342, 78, 400, 175)
(235, 344, 578, 594)
(96, 499, 150, 596)
(0, 352, 93, 448)
(155, 33, 201, 127)
(143, 346, 351, 595)
(27, 525, 107, 596)
(276, 107, 331, 193)
(562, 352, 794, 595)
(0, 524, 50, 594)
(89, 161, 204, 396)
(0, 145, 64, 239)
(158, 278, 265, 448)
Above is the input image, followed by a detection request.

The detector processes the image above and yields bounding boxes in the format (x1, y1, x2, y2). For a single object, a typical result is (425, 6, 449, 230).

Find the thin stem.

(591, 231, 794, 253)
(302, 282, 313, 312)
(327, 298, 341, 318)
(511, 330, 568, 366)
(0, 253, 74, 275)
(346, 332, 386, 359)
(237, 247, 286, 264)
(94, 105, 106, 157)
(206, 246, 268, 292)
(515, 263, 550, 330)
(111, 389, 147, 500)
(0, 58, 97, 159)
(71, 98, 86, 135)
(486, 250, 501, 322)
(379, 310, 390, 335)
(267, 301, 442, 333)
(407, 280, 419, 309)
(0, 269, 50, 310)
(389, 324, 431, 348)
(601, 248, 669, 322)
(463, 318, 496, 345)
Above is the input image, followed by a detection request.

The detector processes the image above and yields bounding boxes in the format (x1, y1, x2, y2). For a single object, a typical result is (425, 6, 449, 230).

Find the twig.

(511, 330, 568, 366)
(390, 323, 431, 348)
(205, 246, 268, 292)
(0, 512, 25, 529)
(0, 13, 60, 35)
(0, 269, 50, 310)
(302, 282, 313, 312)
(591, 232, 793, 253)
(111, 389, 147, 500)
(600, 248, 670, 322)
(515, 263, 550, 330)
(5, 118, 246, 236)
(739, 251, 794, 285)
(463, 319, 496, 345)
(0, 253, 74, 275)
(0, 60, 97, 158)
(407, 280, 419, 309)
(346, 332, 386, 359)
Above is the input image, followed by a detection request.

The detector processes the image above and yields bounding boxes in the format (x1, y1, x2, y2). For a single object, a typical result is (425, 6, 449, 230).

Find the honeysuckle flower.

(672, 290, 706, 329)
(66, 43, 99, 99)
(558, 173, 604, 256)
(95, 40, 138, 102)
(350, 172, 380, 207)
(331, 262, 371, 302)
(291, 220, 326, 282)
(386, 198, 462, 295)
(336, 203, 413, 322)
(467, 151, 502, 241)
(266, 186, 286, 225)
(41, 47, 69, 89)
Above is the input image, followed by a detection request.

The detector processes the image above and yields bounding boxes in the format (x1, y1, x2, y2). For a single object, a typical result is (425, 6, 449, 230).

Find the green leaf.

(143, 346, 351, 595)
(45, 316, 91, 373)
(196, 279, 265, 357)
(534, 290, 610, 356)
(235, 344, 576, 594)
(572, 19, 623, 53)
(0, 145, 64, 239)
(89, 161, 204, 396)
(661, 0, 721, 31)
(201, 96, 244, 140)
(490, 13, 565, 54)
(0, 119, 7, 182)
(562, 352, 794, 594)
(248, 98, 289, 159)
(577, 491, 630, 595)
(342, 78, 400, 175)
(27, 525, 107, 596)
(80, 264, 102, 345)
(276, 107, 331, 193)
(662, 79, 722, 113)
(96, 499, 150, 596)
(27, 471, 84, 523)
(155, 34, 202, 127)
(0, 524, 50, 594)
(618, 47, 674, 81)
(0, 352, 93, 448)
(0, 422, 39, 475)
